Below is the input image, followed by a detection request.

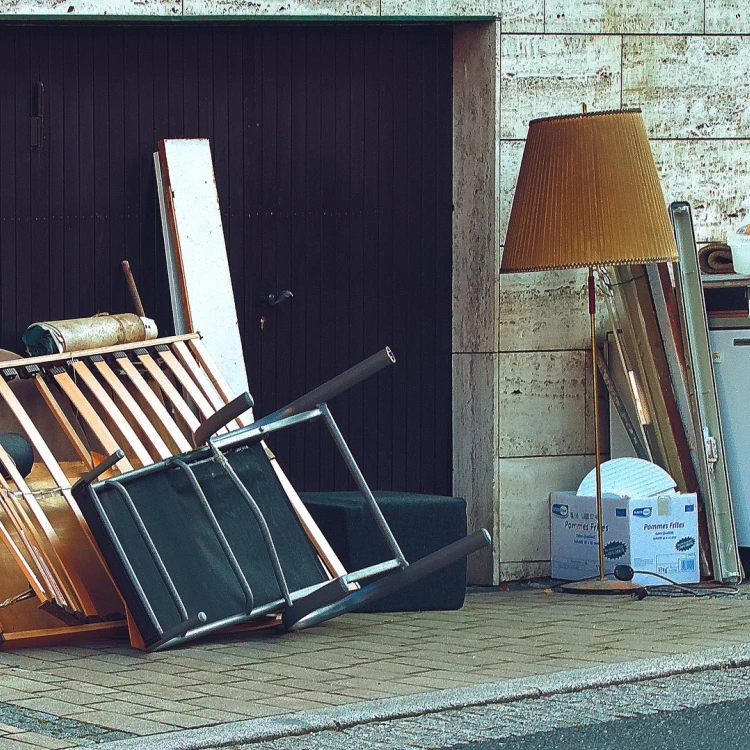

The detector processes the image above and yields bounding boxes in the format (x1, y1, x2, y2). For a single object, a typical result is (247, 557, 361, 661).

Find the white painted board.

(154, 153, 188, 336)
(157, 139, 249, 397)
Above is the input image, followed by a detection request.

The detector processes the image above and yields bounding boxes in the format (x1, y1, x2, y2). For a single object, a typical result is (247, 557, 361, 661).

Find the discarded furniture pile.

(0, 139, 490, 650)
(593, 202, 745, 584)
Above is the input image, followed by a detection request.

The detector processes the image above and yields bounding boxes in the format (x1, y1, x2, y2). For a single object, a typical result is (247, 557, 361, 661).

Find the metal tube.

(88, 487, 162, 635)
(320, 404, 407, 567)
(212, 409, 323, 451)
(169, 458, 255, 614)
(250, 348, 396, 430)
(105, 480, 191, 623)
(286, 529, 491, 631)
(208, 442, 294, 607)
(344, 558, 402, 583)
(152, 600, 286, 651)
(590, 268, 605, 582)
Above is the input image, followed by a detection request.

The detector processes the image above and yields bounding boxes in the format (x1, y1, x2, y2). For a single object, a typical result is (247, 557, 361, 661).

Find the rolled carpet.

(0, 432, 34, 479)
(22, 313, 158, 357)
(699, 242, 734, 274)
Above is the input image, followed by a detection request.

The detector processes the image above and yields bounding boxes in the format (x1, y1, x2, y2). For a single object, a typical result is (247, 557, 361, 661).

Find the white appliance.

(710, 326, 750, 546)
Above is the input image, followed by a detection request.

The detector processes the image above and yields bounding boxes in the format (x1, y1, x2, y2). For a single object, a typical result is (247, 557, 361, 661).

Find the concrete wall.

(3, 0, 749, 583)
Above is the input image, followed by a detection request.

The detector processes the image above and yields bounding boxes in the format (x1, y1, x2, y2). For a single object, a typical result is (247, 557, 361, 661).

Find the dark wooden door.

(0, 24, 453, 494)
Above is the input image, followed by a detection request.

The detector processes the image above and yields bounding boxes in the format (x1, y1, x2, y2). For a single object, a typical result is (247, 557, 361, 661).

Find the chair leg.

(283, 529, 491, 631)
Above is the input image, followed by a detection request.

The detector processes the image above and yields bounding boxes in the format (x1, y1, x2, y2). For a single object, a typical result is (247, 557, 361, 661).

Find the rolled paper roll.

(22, 314, 158, 357)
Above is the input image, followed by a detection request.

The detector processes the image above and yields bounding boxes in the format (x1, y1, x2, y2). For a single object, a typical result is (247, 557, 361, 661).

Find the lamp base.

(559, 579, 644, 595)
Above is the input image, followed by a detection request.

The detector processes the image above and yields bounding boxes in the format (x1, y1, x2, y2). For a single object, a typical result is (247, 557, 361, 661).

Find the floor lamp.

(500, 109, 679, 593)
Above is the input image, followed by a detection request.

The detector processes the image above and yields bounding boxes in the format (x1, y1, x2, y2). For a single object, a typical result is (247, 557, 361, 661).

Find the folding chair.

(72, 349, 490, 650)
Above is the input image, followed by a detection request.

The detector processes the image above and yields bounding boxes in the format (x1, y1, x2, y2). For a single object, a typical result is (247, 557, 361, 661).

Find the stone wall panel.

(0, 0, 180, 14)
(545, 0, 701, 34)
(499, 269, 590, 353)
(500, 34, 621, 140)
(498, 454, 595, 563)
(498, 350, 593, 458)
(453, 352, 500, 585)
(654, 139, 750, 243)
(453, 23, 500, 354)
(183, 0, 376, 15)
(501, 0, 544, 33)
(381, 0, 500, 17)
(706, 0, 750, 34)
(624, 36, 750, 139)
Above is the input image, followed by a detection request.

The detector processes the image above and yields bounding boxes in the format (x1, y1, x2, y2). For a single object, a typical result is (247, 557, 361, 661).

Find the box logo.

(676, 536, 696, 552)
(615, 508, 626, 517)
(604, 540, 627, 560)
(552, 503, 569, 518)
(633, 507, 652, 518)
(685, 504, 695, 513)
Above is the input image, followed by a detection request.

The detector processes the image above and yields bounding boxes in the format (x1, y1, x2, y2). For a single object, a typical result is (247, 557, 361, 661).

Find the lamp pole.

(590, 266, 605, 581)
(560, 265, 641, 593)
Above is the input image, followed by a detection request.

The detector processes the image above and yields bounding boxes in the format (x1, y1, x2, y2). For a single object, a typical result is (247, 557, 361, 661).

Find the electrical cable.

(613, 564, 740, 598)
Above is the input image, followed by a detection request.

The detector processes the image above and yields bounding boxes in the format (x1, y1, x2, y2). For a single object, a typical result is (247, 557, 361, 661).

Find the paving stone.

(185, 696, 284, 717)
(7, 698, 90, 718)
(0, 589, 750, 748)
(134, 710, 213, 729)
(6, 731, 76, 748)
(67, 708, 175, 735)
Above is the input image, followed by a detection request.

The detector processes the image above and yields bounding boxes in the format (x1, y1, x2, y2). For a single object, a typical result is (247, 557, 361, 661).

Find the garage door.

(0, 24, 453, 494)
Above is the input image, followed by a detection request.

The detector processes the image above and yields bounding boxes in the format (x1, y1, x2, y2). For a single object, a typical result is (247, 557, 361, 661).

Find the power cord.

(613, 564, 740, 599)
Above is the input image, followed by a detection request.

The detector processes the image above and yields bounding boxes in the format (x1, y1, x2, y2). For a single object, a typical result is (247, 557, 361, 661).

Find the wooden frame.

(0, 333, 348, 648)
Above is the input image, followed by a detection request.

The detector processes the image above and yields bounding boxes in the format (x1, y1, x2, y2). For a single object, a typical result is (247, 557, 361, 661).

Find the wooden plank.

(156, 346, 220, 426)
(134, 350, 201, 436)
(0, 376, 101, 557)
(0, 471, 61, 604)
(187, 338, 253, 426)
(0, 620, 128, 650)
(611, 267, 689, 490)
(154, 152, 188, 335)
(157, 138, 249, 398)
(0, 495, 49, 603)
(270, 459, 348, 581)
(71, 360, 153, 467)
(34, 375, 93, 470)
(51, 369, 133, 474)
(0, 333, 199, 373)
(125, 605, 146, 651)
(114, 354, 192, 454)
(90, 356, 171, 461)
(172, 340, 242, 428)
(0, 445, 81, 613)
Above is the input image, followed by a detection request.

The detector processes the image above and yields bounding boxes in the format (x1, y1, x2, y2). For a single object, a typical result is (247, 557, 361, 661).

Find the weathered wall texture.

(1, 0, 747, 583)
(452, 22, 500, 584)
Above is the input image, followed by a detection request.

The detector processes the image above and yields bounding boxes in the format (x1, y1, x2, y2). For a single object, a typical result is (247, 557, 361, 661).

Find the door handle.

(259, 290, 293, 307)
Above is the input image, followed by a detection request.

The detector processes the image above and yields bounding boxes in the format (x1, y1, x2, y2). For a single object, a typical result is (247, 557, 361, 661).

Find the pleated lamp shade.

(501, 109, 678, 272)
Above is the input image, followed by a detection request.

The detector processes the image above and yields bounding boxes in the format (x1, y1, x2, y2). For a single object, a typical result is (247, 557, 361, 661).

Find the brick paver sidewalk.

(1, 587, 749, 748)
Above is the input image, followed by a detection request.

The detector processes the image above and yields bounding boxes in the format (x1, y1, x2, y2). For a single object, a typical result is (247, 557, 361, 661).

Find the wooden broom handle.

(121, 260, 146, 318)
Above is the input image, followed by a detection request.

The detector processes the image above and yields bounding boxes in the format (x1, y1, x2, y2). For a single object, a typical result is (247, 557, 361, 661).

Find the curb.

(95, 642, 750, 750)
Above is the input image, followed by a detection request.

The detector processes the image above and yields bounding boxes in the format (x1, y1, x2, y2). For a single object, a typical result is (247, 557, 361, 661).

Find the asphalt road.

(446, 697, 750, 750)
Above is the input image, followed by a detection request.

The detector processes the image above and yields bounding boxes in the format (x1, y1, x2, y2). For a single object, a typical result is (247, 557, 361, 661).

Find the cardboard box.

(550, 491, 699, 585)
